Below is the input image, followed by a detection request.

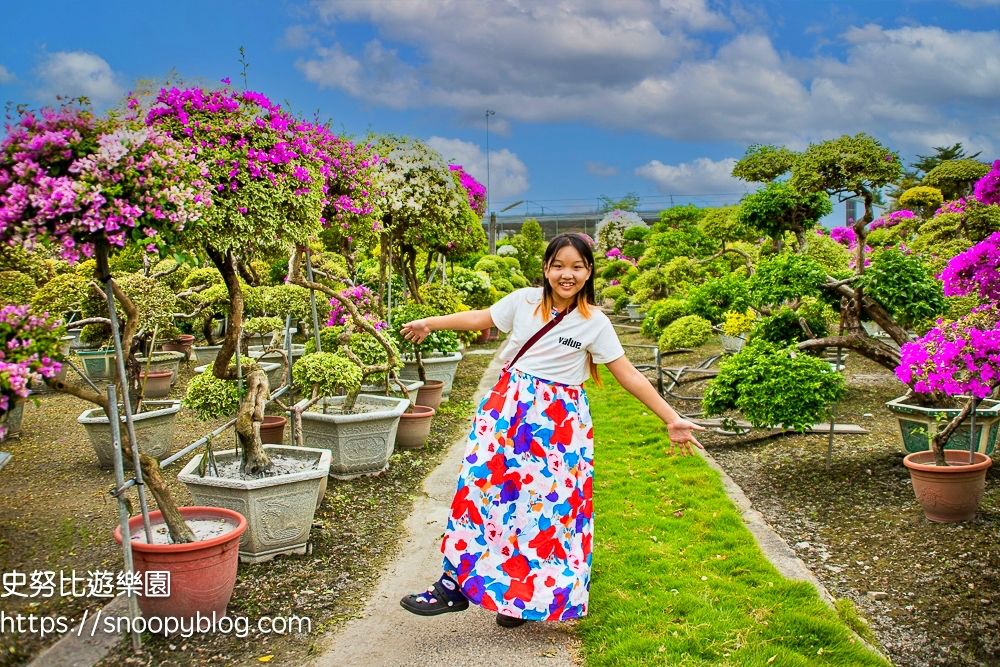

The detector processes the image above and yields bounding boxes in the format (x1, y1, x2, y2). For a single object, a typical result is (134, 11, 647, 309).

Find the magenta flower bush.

(606, 248, 623, 259)
(327, 285, 386, 331)
(0, 305, 64, 437)
(938, 232, 1000, 301)
(974, 160, 1000, 206)
(0, 100, 211, 263)
(829, 226, 857, 247)
(145, 85, 325, 257)
(870, 209, 915, 230)
(448, 165, 487, 217)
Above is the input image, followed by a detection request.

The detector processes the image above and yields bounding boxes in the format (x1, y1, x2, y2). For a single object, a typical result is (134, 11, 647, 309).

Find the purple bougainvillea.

(974, 160, 1000, 206)
(449, 165, 487, 217)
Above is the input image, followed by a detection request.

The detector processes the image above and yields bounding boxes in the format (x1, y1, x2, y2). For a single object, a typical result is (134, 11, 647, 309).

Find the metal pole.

(305, 248, 322, 353)
(489, 213, 497, 255)
(826, 347, 843, 469)
(106, 386, 142, 653)
(485, 109, 494, 217)
(655, 347, 663, 397)
(970, 397, 979, 464)
(286, 313, 296, 446)
(387, 246, 393, 329)
(101, 271, 153, 543)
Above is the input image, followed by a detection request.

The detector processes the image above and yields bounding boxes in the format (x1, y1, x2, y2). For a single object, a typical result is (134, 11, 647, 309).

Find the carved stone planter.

(137, 350, 186, 386)
(78, 400, 180, 469)
(178, 444, 331, 563)
(296, 395, 408, 480)
(195, 361, 283, 391)
(192, 345, 223, 366)
(399, 352, 462, 402)
(885, 395, 1000, 456)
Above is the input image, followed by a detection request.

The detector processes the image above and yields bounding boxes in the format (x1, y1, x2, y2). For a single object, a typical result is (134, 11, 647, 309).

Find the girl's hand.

(666, 418, 705, 456)
(401, 319, 431, 343)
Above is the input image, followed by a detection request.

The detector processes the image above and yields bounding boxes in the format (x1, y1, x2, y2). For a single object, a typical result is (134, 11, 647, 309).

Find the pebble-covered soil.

(0, 345, 495, 667)
(615, 327, 1000, 667)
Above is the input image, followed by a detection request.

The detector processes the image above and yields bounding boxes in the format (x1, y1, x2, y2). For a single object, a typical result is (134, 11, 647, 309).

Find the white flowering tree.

(596, 209, 646, 255)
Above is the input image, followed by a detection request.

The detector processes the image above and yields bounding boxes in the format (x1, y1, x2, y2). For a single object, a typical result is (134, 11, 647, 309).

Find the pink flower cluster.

(448, 165, 487, 217)
(974, 160, 1000, 206)
(296, 121, 380, 226)
(829, 226, 857, 247)
(939, 232, 1000, 301)
(935, 198, 968, 217)
(605, 248, 623, 259)
(327, 285, 386, 330)
(0, 305, 63, 437)
(870, 209, 915, 230)
(0, 101, 210, 262)
(897, 305, 1000, 399)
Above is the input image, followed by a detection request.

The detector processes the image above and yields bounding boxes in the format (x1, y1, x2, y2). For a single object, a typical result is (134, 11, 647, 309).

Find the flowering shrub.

(145, 85, 325, 257)
(327, 285, 386, 330)
(595, 210, 645, 255)
(722, 309, 756, 337)
(829, 226, 857, 248)
(0, 100, 210, 263)
(449, 165, 486, 217)
(605, 248, 623, 259)
(870, 209, 915, 229)
(939, 232, 1000, 301)
(450, 267, 495, 311)
(974, 160, 1000, 206)
(0, 305, 64, 436)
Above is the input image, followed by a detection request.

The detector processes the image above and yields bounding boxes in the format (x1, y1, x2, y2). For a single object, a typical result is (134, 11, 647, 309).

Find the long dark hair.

(536, 232, 597, 321)
(536, 232, 602, 385)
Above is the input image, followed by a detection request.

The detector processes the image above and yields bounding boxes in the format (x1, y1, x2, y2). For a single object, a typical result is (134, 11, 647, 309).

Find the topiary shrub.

(750, 299, 830, 346)
(450, 266, 497, 310)
(390, 303, 460, 356)
(686, 274, 751, 324)
(31, 273, 88, 317)
(860, 247, 945, 329)
(658, 315, 712, 351)
(600, 285, 626, 304)
(899, 186, 944, 217)
(183, 369, 245, 420)
(749, 253, 826, 308)
(641, 299, 689, 338)
(0, 271, 37, 305)
(292, 351, 363, 400)
(704, 339, 847, 432)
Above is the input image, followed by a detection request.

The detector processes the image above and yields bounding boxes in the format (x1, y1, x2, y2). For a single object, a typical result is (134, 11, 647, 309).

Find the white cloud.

(635, 157, 753, 194)
(298, 2, 1000, 152)
(0, 65, 16, 85)
(34, 51, 124, 104)
(585, 161, 619, 178)
(426, 136, 529, 200)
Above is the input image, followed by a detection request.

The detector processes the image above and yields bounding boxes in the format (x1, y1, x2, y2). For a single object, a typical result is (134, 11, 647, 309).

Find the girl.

(398, 232, 704, 628)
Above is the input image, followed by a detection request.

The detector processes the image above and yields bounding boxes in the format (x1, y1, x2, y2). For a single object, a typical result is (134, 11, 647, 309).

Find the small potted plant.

(0, 305, 64, 440)
(719, 309, 754, 354)
(391, 303, 462, 403)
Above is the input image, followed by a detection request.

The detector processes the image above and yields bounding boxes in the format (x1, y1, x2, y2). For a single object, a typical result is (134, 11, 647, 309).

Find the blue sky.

(2, 0, 998, 224)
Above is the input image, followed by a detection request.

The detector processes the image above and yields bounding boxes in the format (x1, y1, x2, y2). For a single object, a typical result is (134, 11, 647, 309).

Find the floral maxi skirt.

(441, 368, 594, 621)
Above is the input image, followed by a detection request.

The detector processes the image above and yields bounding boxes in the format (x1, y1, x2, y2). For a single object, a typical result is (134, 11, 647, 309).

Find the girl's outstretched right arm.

(400, 309, 494, 344)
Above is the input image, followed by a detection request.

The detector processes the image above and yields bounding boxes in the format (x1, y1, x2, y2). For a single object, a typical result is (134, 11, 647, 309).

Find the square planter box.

(136, 350, 187, 386)
(296, 395, 408, 480)
(885, 395, 1000, 456)
(360, 379, 423, 405)
(78, 400, 181, 469)
(195, 361, 284, 391)
(192, 345, 223, 366)
(178, 444, 331, 564)
(77, 348, 118, 382)
(399, 352, 462, 401)
(626, 304, 647, 322)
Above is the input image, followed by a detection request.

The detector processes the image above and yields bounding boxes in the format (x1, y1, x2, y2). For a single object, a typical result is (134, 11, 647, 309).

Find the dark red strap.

(505, 303, 577, 371)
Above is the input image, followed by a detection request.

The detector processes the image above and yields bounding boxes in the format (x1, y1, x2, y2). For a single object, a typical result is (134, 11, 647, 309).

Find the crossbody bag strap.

(504, 302, 577, 371)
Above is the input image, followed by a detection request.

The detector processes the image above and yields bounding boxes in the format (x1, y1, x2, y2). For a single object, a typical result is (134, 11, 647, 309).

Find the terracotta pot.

(259, 415, 287, 444)
(476, 329, 491, 344)
(140, 370, 173, 399)
(113, 507, 246, 622)
(415, 379, 445, 411)
(395, 405, 436, 450)
(162, 334, 195, 360)
(903, 450, 993, 523)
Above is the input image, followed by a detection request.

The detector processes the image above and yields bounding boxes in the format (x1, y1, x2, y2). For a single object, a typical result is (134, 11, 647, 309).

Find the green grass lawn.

(579, 376, 890, 667)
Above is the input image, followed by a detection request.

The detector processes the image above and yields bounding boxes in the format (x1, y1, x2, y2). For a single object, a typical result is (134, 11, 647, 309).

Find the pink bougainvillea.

(449, 165, 487, 217)
(327, 285, 386, 330)
(0, 305, 64, 437)
(870, 209, 915, 230)
(605, 248, 623, 259)
(829, 226, 857, 248)
(938, 232, 1000, 301)
(974, 160, 1000, 206)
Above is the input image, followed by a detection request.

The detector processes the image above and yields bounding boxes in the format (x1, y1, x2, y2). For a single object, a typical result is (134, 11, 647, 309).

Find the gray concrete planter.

(78, 400, 180, 469)
(399, 352, 462, 401)
(885, 395, 1000, 456)
(192, 345, 223, 366)
(77, 348, 117, 382)
(195, 361, 284, 390)
(1, 399, 25, 439)
(360, 379, 423, 406)
(626, 304, 647, 322)
(720, 334, 746, 355)
(296, 395, 408, 480)
(178, 444, 331, 563)
(250, 344, 304, 367)
(136, 351, 186, 386)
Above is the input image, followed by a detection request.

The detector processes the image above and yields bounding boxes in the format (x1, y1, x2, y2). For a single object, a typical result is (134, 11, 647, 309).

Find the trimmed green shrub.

(860, 247, 945, 329)
(31, 273, 88, 316)
(390, 303, 460, 356)
(750, 299, 830, 346)
(450, 266, 497, 310)
(183, 356, 258, 420)
(704, 339, 846, 432)
(749, 253, 826, 308)
(600, 285, 626, 303)
(686, 274, 750, 324)
(641, 299, 689, 338)
(658, 315, 712, 351)
(292, 351, 363, 398)
(0, 271, 37, 305)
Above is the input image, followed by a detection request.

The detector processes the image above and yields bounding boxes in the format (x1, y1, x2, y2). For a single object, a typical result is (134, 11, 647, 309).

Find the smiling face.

(544, 244, 592, 306)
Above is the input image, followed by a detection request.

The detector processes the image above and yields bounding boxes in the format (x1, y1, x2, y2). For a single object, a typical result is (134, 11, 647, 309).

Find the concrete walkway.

(311, 346, 579, 667)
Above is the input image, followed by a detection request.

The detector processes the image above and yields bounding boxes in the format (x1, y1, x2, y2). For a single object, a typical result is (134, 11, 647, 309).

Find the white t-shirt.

(490, 287, 625, 385)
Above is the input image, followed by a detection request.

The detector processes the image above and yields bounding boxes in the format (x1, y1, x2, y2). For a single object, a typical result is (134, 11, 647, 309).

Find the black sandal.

(496, 613, 527, 628)
(400, 579, 469, 616)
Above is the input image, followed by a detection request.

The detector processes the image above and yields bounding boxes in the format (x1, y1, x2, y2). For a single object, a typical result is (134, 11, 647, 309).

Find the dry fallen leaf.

(258, 656, 274, 663)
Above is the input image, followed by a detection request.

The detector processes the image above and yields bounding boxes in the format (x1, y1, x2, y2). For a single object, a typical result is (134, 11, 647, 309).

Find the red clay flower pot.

(140, 370, 173, 399)
(395, 405, 435, 450)
(903, 450, 993, 523)
(259, 415, 287, 444)
(162, 334, 195, 360)
(476, 329, 491, 344)
(113, 507, 247, 621)
(415, 379, 445, 411)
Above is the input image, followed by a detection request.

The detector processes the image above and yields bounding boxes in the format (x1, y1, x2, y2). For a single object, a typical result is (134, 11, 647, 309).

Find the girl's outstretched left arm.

(604, 356, 705, 456)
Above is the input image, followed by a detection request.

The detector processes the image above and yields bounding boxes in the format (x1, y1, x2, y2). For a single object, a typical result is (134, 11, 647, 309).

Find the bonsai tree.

(506, 218, 545, 282)
(922, 159, 991, 201)
(896, 232, 1000, 466)
(0, 98, 210, 542)
(735, 180, 832, 253)
(390, 302, 460, 382)
(596, 209, 646, 255)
